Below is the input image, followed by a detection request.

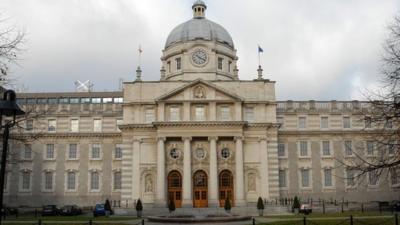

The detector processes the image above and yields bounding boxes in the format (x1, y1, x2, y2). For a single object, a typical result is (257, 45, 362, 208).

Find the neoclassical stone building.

(4, 0, 399, 208)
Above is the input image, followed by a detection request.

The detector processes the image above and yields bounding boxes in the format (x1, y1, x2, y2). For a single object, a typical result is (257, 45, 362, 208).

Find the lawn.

(264, 211, 395, 218)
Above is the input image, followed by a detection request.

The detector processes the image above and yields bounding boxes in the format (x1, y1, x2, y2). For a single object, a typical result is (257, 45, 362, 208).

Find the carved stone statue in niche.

(194, 86, 206, 99)
(145, 175, 153, 192)
(248, 173, 256, 191)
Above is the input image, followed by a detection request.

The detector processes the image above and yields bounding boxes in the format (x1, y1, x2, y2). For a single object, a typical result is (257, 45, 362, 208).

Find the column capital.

(234, 136, 244, 141)
(208, 136, 218, 141)
(182, 136, 192, 141)
(156, 137, 166, 142)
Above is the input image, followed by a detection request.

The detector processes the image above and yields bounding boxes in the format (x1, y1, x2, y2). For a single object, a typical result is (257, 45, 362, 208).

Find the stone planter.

(137, 210, 143, 217)
(294, 208, 299, 214)
(258, 209, 264, 216)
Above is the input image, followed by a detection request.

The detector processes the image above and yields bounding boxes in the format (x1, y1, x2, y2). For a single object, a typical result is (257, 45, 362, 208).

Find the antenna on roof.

(74, 80, 93, 92)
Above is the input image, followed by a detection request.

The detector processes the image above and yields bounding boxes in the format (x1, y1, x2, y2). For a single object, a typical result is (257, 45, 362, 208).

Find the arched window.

(168, 171, 182, 188)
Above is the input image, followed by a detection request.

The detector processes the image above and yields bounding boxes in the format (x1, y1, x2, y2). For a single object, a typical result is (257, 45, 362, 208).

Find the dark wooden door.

(193, 170, 208, 208)
(219, 170, 234, 207)
(168, 171, 182, 208)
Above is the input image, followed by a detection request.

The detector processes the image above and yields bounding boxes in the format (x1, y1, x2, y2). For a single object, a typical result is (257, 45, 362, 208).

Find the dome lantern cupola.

(192, 0, 206, 19)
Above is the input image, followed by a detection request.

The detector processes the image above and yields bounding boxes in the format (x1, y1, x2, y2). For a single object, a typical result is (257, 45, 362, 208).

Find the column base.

(153, 199, 167, 208)
(234, 199, 246, 207)
(182, 199, 193, 208)
(208, 199, 219, 207)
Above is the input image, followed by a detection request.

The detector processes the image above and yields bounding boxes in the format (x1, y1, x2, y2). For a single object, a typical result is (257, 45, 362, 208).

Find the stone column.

(259, 137, 269, 199)
(182, 136, 192, 207)
(132, 138, 142, 201)
(208, 136, 218, 207)
(155, 137, 166, 206)
(234, 136, 245, 206)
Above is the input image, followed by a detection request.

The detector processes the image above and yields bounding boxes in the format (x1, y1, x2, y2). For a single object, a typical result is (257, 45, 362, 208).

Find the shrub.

(168, 200, 176, 212)
(224, 197, 231, 210)
(257, 197, 265, 210)
(136, 199, 143, 211)
(104, 199, 112, 211)
(292, 196, 300, 210)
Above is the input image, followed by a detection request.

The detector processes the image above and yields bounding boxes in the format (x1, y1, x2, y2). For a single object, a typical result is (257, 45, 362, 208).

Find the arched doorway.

(193, 170, 208, 208)
(168, 171, 182, 208)
(219, 170, 234, 207)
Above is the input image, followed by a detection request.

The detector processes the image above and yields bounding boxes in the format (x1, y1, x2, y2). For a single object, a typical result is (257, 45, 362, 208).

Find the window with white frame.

(300, 169, 310, 187)
(365, 116, 372, 128)
(278, 143, 285, 157)
(194, 105, 205, 121)
(70, 119, 79, 132)
(21, 171, 31, 190)
(114, 171, 122, 190)
(68, 144, 78, 159)
(298, 117, 306, 129)
(277, 117, 284, 128)
(344, 140, 353, 156)
(115, 144, 123, 159)
(366, 141, 374, 155)
(45, 144, 55, 159)
(299, 141, 308, 157)
(90, 171, 100, 190)
(114, 97, 123, 103)
(220, 106, 231, 121)
(244, 107, 255, 122)
(346, 169, 355, 187)
(44, 171, 53, 190)
(278, 169, 286, 187)
(91, 144, 101, 159)
(145, 108, 155, 123)
(368, 170, 379, 186)
(26, 119, 33, 131)
(93, 119, 102, 132)
(322, 141, 331, 156)
(343, 116, 351, 128)
(169, 106, 180, 121)
(324, 168, 332, 187)
(320, 117, 329, 129)
(390, 167, 400, 186)
(66, 172, 76, 190)
(22, 144, 32, 160)
(48, 119, 56, 132)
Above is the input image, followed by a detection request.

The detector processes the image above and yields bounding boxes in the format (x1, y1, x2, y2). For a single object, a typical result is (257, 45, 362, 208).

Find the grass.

(257, 217, 396, 225)
(264, 211, 394, 218)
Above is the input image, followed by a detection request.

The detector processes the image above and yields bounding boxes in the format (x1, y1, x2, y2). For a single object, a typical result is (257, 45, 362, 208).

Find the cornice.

(10, 132, 122, 139)
(278, 129, 393, 135)
(153, 121, 247, 128)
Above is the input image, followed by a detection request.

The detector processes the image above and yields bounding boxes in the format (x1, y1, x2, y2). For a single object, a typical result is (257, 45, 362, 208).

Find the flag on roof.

(258, 45, 264, 53)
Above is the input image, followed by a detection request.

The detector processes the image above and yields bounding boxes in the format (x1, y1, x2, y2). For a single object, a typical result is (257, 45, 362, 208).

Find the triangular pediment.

(155, 79, 243, 102)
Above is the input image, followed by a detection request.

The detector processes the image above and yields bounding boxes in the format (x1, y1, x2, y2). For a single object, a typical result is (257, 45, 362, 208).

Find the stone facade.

(3, 0, 399, 208)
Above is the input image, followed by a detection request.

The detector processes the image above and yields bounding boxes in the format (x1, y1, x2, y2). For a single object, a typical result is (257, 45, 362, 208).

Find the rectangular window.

(218, 57, 223, 70)
(45, 144, 55, 159)
(114, 172, 122, 190)
(67, 172, 76, 190)
(93, 119, 102, 132)
(169, 106, 180, 121)
(115, 144, 123, 159)
(70, 98, 80, 104)
(44, 172, 53, 190)
(22, 172, 31, 190)
(344, 140, 352, 156)
(228, 61, 232, 72)
(37, 98, 47, 104)
(278, 143, 285, 157)
(244, 107, 255, 122)
(81, 98, 91, 104)
(92, 98, 101, 104)
(91, 144, 101, 159)
(322, 141, 330, 156)
(366, 141, 374, 155)
(301, 169, 310, 187)
(343, 116, 351, 128)
(59, 98, 69, 104)
(102, 98, 113, 103)
(320, 117, 329, 129)
(176, 57, 181, 70)
(324, 169, 332, 187)
(346, 169, 355, 186)
(278, 170, 286, 187)
(70, 119, 79, 132)
(145, 108, 155, 123)
(298, 117, 306, 129)
(114, 97, 123, 103)
(48, 98, 58, 104)
(90, 172, 100, 190)
(368, 170, 379, 186)
(220, 106, 231, 121)
(26, 119, 33, 131)
(365, 117, 372, 128)
(299, 141, 308, 157)
(48, 119, 56, 132)
(68, 144, 78, 159)
(195, 105, 205, 121)
(23, 144, 32, 159)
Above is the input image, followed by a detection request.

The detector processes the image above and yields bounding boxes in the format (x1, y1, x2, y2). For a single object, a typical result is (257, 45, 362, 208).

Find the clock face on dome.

(191, 49, 208, 66)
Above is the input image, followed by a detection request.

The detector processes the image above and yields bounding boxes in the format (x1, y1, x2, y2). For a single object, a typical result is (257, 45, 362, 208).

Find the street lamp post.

(0, 90, 25, 224)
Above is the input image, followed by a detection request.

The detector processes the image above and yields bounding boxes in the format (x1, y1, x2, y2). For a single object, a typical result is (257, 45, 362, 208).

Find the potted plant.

(104, 199, 112, 217)
(224, 197, 231, 213)
(168, 200, 176, 213)
(292, 196, 300, 214)
(135, 199, 143, 217)
(257, 197, 265, 216)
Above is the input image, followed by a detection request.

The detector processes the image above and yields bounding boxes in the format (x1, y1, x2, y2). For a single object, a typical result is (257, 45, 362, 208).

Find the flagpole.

(138, 45, 142, 67)
(257, 44, 261, 67)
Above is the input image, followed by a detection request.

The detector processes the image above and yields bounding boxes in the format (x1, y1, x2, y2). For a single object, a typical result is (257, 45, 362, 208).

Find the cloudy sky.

(1, 0, 399, 100)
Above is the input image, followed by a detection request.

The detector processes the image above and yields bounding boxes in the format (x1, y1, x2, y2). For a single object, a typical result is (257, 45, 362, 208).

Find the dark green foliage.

(135, 199, 143, 211)
(224, 197, 231, 210)
(292, 196, 300, 210)
(257, 197, 265, 210)
(168, 200, 176, 212)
